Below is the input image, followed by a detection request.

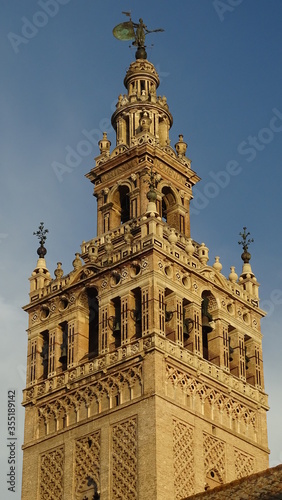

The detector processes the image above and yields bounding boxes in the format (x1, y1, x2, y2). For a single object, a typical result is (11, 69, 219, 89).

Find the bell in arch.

(59, 344, 67, 364)
(201, 296, 214, 334)
(113, 319, 121, 336)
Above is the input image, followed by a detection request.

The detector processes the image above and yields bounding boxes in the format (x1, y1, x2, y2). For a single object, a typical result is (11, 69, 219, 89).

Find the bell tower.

(21, 19, 269, 500)
(90, 56, 195, 241)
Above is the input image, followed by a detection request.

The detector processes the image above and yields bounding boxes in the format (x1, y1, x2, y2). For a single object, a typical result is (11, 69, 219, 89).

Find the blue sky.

(1, 1, 282, 495)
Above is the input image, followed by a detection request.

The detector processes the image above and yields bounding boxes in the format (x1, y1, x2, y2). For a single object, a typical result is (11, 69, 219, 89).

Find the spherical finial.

(33, 222, 48, 258)
(238, 227, 254, 263)
(37, 245, 47, 258)
(147, 186, 157, 202)
(135, 46, 147, 60)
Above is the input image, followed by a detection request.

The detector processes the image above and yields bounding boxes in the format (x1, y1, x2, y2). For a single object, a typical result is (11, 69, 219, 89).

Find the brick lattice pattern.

(234, 447, 255, 479)
(173, 419, 195, 498)
(75, 431, 101, 498)
(203, 433, 225, 484)
(112, 417, 138, 499)
(39, 446, 64, 499)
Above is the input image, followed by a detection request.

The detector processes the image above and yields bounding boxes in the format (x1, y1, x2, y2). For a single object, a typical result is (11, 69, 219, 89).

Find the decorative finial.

(175, 134, 188, 158)
(145, 166, 161, 202)
(33, 222, 48, 258)
(54, 262, 64, 279)
(238, 227, 254, 263)
(98, 132, 111, 156)
(113, 13, 164, 60)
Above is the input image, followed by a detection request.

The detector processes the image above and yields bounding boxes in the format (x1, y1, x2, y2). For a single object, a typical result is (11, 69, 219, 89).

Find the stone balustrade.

(23, 332, 268, 409)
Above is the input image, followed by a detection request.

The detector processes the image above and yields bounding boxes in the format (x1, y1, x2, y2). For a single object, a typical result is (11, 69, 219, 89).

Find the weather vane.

(113, 12, 164, 60)
(238, 227, 254, 263)
(33, 222, 49, 258)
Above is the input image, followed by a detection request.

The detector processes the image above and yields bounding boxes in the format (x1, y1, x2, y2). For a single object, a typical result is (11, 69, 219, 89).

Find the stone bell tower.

(21, 20, 269, 500)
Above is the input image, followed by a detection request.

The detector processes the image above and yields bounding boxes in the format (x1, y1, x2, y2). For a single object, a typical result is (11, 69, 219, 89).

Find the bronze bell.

(183, 318, 193, 338)
(113, 321, 121, 335)
(134, 310, 142, 324)
(59, 345, 67, 364)
(202, 315, 213, 334)
(201, 296, 214, 334)
(40, 345, 48, 365)
(131, 309, 141, 323)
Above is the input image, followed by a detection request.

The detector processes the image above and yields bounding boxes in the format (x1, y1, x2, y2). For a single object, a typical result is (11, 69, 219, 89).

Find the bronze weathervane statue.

(113, 12, 164, 59)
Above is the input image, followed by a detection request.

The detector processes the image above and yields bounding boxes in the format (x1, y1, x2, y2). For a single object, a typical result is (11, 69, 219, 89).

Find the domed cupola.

(111, 58, 173, 148)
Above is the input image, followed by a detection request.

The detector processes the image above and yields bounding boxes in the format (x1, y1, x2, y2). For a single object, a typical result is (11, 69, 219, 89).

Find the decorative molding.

(37, 364, 142, 438)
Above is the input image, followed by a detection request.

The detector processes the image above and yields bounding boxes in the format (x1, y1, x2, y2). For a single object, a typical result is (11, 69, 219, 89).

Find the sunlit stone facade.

(21, 50, 269, 500)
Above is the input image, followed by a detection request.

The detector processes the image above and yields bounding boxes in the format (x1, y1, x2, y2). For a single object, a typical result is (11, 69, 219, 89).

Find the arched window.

(119, 185, 130, 223)
(201, 291, 216, 362)
(40, 330, 49, 379)
(112, 185, 130, 226)
(132, 288, 142, 339)
(87, 288, 99, 358)
(161, 186, 177, 226)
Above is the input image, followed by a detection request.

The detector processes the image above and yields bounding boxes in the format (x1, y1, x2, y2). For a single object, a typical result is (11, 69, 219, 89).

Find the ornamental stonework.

(173, 419, 195, 499)
(203, 433, 225, 484)
(111, 416, 138, 499)
(39, 446, 64, 500)
(165, 363, 257, 438)
(37, 364, 142, 438)
(234, 448, 255, 479)
(74, 431, 101, 499)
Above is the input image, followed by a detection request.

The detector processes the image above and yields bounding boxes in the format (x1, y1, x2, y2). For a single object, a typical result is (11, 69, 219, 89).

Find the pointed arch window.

(30, 340, 37, 383)
(87, 288, 99, 358)
(161, 186, 177, 227)
(119, 185, 130, 223)
(112, 185, 131, 227)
